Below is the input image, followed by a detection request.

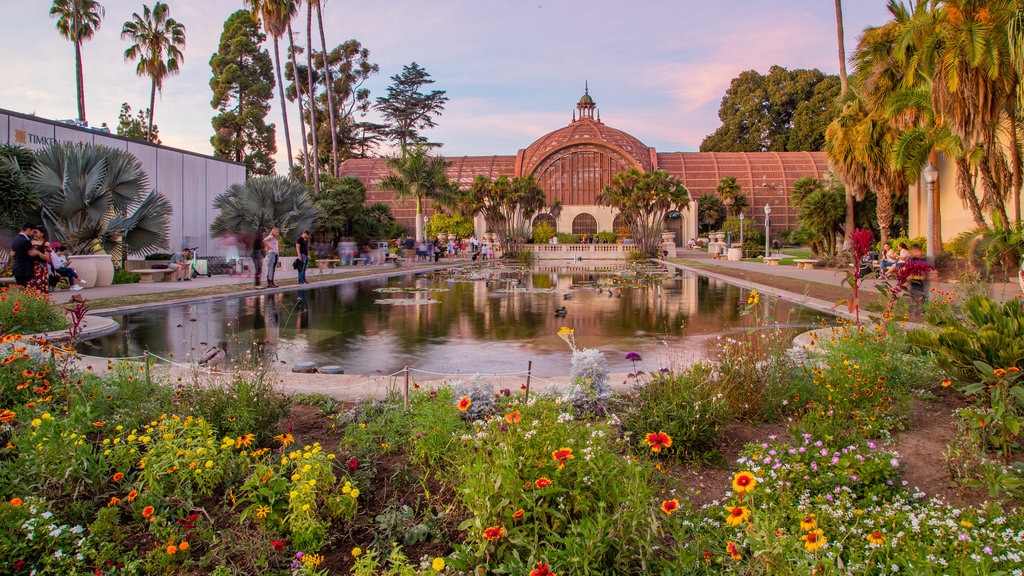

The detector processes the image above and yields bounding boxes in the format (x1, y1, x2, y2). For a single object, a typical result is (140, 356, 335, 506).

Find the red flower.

(645, 431, 673, 453)
(270, 539, 286, 552)
(13, 559, 25, 570)
(727, 541, 742, 560)
(512, 508, 524, 519)
(504, 410, 521, 424)
(142, 505, 155, 518)
(112, 472, 125, 482)
(457, 396, 472, 411)
(660, 498, 680, 515)
(535, 477, 552, 489)
(346, 457, 359, 471)
(732, 471, 757, 493)
(529, 562, 556, 576)
(552, 447, 574, 469)
(482, 526, 506, 540)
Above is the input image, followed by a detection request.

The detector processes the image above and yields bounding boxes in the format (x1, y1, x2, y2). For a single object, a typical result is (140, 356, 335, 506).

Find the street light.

(763, 203, 772, 260)
(739, 211, 745, 246)
(922, 162, 938, 265)
(722, 196, 735, 246)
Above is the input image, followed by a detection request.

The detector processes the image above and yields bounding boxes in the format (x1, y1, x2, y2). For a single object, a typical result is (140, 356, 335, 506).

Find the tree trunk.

(843, 187, 855, 249)
(305, 3, 320, 194)
(835, 0, 848, 96)
(415, 196, 424, 242)
(272, 36, 295, 175)
(316, 4, 339, 177)
(74, 39, 86, 122)
(957, 157, 986, 227)
(148, 81, 157, 142)
(877, 187, 893, 249)
(288, 23, 310, 182)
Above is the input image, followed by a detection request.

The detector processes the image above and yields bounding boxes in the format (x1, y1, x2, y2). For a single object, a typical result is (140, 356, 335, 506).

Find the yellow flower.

(350, 488, 360, 498)
(746, 290, 759, 305)
(800, 513, 817, 532)
(255, 505, 269, 519)
(866, 530, 885, 546)
(351, 547, 362, 557)
(731, 471, 757, 494)
(274, 433, 295, 447)
(432, 557, 446, 571)
(801, 529, 825, 552)
(30, 418, 41, 427)
(725, 506, 751, 526)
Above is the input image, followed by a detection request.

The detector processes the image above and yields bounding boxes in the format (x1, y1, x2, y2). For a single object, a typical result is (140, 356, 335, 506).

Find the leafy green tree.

(792, 176, 846, 256)
(0, 145, 41, 230)
(715, 176, 749, 217)
(314, 175, 366, 243)
(374, 62, 448, 147)
(116, 102, 160, 143)
(350, 202, 403, 245)
(245, 0, 298, 175)
(210, 10, 276, 176)
(700, 66, 840, 152)
(377, 145, 451, 242)
(50, 0, 105, 123)
(697, 194, 724, 234)
(467, 174, 547, 257)
(598, 169, 690, 257)
(425, 212, 474, 239)
(121, 1, 186, 141)
(210, 176, 322, 242)
(29, 142, 171, 259)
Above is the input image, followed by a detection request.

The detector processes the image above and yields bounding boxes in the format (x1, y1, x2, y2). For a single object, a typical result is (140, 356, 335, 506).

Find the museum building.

(339, 89, 830, 244)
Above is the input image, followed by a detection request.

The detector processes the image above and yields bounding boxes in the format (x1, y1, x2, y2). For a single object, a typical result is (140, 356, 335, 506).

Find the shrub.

(112, 269, 140, 284)
(0, 287, 66, 335)
(532, 221, 555, 244)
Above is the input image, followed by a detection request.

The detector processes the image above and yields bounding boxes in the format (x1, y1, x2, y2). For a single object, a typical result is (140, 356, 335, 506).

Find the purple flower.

(890, 458, 900, 468)
(659, 367, 670, 373)
(625, 352, 642, 362)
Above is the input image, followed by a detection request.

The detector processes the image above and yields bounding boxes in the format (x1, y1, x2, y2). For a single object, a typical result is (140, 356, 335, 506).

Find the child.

(49, 243, 85, 290)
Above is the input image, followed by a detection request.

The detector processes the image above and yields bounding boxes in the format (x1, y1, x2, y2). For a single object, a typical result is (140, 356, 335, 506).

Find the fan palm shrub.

(210, 175, 322, 242)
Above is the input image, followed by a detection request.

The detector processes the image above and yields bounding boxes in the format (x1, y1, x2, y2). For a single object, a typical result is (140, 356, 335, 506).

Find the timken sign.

(13, 129, 57, 147)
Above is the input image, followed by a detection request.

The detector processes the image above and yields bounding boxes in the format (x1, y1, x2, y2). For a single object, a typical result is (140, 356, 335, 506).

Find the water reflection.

(85, 265, 830, 377)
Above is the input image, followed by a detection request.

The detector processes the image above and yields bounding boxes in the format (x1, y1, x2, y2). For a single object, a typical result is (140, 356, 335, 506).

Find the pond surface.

(85, 264, 832, 377)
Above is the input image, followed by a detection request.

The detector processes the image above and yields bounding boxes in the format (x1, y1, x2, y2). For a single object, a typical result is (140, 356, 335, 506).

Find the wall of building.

(1, 108, 246, 257)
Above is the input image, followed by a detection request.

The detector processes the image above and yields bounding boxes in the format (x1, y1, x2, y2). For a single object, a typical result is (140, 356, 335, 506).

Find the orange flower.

(274, 433, 294, 447)
(179, 541, 190, 551)
(732, 471, 757, 494)
(552, 447, 574, 469)
(994, 368, 1007, 377)
(127, 490, 139, 502)
(725, 506, 750, 526)
(645, 431, 673, 453)
(92, 421, 105, 428)
(535, 477, 552, 489)
(504, 410, 521, 424)
(108, 496, 121, 506)
(482, 526, 506, 540)
(802, 529, 826, 552)
(0, 409, 15, 423)
(112, 472, 125, 482)
(660, 498, 679, 515)
(166, 543, 178, 555)
(941, 379, 952, 387)
(235, 433, 255, 448)
(800, 513, 817, 531)
(1008, 367, 1020, 373)
(457, 396, 472, 411)
(142, 505, 155, 518)
(512, 508, 524, 519)
(528, 562, 556, 576)
(9, 497, 23, 507)
(866, 530, 885, 546)
(726, 541, 741, 560)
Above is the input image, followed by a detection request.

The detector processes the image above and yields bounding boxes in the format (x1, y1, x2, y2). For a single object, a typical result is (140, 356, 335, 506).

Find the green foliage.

(116, 102, 160, 143)
(178, 371, 290, 447)
(621, 363, 732, 460)
(210, 175, 323, 242)
(532, 221, 555, 244)
(209, 10, 276, 176)
(555, 232, 578, 244)
(373, 62, 448, 147)
(697, 193, 724, 233)
(112, 269, 140, 284)
(315, 175, 366, 242)
(0, 287, 66, 335)
(30, 142, 172, 258)
(700, 66, 840, 152)
(598, 169, 689, 257)
(467, 174, 548, 256)
(425, 212, 473, 239)
(791, 175, 846, 256)
(0, 144, 41, 230)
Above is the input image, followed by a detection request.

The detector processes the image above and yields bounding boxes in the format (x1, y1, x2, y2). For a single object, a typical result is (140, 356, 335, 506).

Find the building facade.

(1, 107, 246, 257)
(340, 90, 830, 244)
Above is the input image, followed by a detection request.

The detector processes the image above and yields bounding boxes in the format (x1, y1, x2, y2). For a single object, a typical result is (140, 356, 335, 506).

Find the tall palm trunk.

(288, 22, 310, 182)
(315, 2, 338, 177)
(148, 80, 157, 140)
(74, 37, 87, 122)
(272, 36, 294, 175)
(835, 0, 848, 95)
(305, 3, 320, 194)
(956, 157, 986, 227)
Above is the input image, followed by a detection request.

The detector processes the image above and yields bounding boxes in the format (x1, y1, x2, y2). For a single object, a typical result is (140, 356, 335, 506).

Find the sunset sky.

(1, 1, 893, 169)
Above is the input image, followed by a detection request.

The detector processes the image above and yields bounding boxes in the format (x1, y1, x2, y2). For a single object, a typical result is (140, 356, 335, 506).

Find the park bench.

(315, 259, 340, 274)
(793, 259, 817, 270)
(136, 268, 171, 283)
(763, 256, 782, 266)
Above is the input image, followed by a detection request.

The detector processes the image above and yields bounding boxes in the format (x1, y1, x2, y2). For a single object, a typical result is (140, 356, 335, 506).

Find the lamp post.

(922, 162, 938, 265)
(739, 211, 745, 246)
(763, 203, 772, 259)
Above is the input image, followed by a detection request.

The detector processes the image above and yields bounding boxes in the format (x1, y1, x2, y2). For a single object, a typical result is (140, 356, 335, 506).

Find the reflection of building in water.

(340, 89, 828, 245)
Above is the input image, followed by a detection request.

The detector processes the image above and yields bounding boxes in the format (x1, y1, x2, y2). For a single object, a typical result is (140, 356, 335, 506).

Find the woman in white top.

(264, 227, 281, 288)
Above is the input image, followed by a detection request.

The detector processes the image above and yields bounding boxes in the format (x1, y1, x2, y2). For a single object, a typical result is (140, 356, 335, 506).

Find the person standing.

(11, 222, 36, 287)
(295, 229, 310, 284)
(251, 230, 265, 288)
(264, 227, 280, 288)
(28, 226, 52, 294)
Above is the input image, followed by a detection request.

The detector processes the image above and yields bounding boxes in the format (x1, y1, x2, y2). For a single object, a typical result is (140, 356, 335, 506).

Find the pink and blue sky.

(1, 1, 893, 169)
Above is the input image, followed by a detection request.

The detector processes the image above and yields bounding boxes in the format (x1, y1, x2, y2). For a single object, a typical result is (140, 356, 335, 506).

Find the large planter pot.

(73, 254, 115, 287)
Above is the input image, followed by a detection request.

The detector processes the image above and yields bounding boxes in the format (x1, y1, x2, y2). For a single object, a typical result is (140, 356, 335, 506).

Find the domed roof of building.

(518, 115, 653, 176)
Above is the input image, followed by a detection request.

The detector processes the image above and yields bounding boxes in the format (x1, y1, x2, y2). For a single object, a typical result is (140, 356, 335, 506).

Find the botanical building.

(339, 89, 829, 244)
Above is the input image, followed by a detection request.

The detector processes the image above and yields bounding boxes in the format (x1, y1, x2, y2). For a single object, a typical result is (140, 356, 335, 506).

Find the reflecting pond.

(86, 264, 832, 377)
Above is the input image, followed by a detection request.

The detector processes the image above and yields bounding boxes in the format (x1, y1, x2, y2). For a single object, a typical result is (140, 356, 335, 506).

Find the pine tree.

(374, 62, 448, 147)
(209, 10, 277, 176)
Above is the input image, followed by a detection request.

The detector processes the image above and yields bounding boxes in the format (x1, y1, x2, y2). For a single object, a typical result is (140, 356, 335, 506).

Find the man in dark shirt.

(11, 222, 38, 287)
(295, 229, 310, 284)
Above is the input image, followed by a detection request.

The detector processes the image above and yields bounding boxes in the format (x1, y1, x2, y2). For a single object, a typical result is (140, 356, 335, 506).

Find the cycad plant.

(210, 175, 322, 242)
(29, 142, 171, 260)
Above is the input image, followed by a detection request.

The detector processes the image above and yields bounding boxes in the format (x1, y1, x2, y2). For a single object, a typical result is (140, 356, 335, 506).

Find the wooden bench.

(763, 256, 782, 266)
(794, 259, 817, 270)
(136, 268, 170, 283)
(315, 259, 341, 274)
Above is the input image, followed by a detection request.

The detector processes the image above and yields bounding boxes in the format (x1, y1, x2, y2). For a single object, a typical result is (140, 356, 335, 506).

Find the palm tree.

(287, 19, 311, 182)
(50, 0, 104, 123)
(598, 169, 689, 257)
(303, 0, 320, 193)
(310, 0, 339, 177)
(246, 0, 297, 175)
(28, 142, 171, 259)
(468, 174, 548, 256)
(210, 175, 322, 241)
(376, 145, 451, 242)
(835, 0, 848, 95)
(715, 176, 745, 216)
(121, 2, 185, 141)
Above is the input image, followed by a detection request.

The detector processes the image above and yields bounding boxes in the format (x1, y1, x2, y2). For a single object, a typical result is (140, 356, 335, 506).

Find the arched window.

(533, 213, 557, 233)
(572, 213, 598, 235)
(612, 213, 631, 234)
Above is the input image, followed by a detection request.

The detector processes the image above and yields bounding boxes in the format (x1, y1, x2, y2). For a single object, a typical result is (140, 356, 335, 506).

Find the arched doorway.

(572, 213, 598, 236)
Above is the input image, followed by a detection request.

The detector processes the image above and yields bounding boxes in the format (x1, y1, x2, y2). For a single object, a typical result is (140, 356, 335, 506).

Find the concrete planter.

(73, 254, 115, 287)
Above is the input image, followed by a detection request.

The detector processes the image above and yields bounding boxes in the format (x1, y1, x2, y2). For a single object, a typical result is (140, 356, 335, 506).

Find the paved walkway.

(38, 252, 1022, 401)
